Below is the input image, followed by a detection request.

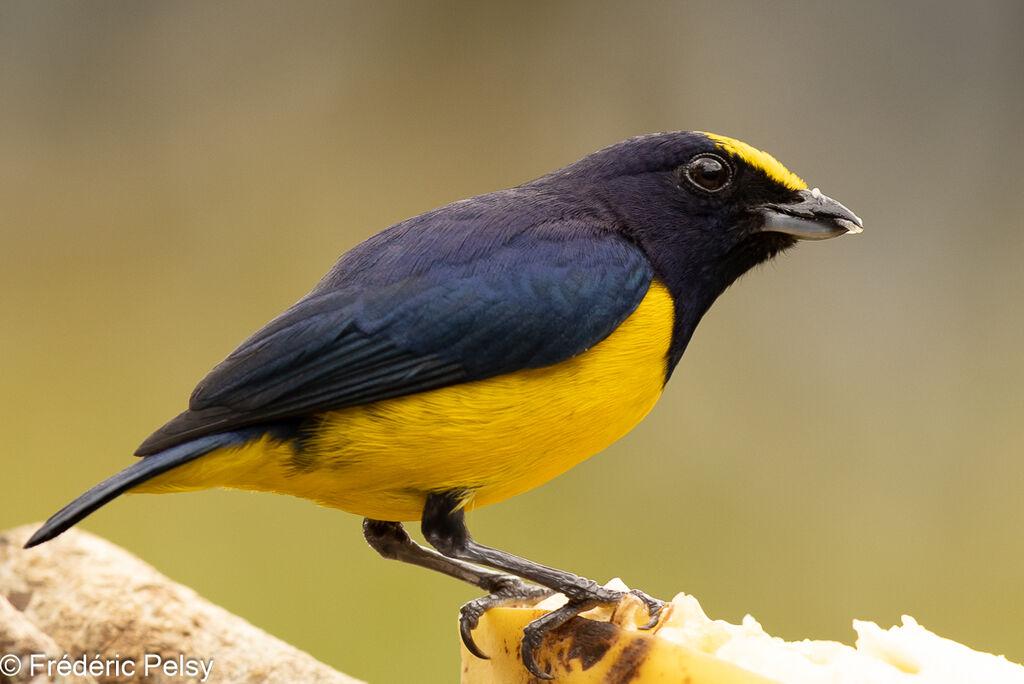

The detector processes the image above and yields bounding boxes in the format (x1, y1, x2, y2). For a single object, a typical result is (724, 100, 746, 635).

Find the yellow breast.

(137, 280, 675, 521)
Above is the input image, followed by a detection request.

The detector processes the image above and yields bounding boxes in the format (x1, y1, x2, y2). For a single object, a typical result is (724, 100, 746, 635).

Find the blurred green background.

(2, 1, 1023, 681)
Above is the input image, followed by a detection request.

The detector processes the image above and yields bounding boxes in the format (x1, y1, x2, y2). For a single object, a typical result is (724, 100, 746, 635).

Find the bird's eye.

(682, 154, 732, 193)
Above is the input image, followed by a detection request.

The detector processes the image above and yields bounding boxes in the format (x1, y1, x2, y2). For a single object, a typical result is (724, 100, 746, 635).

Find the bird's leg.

(364, 518, 513, 590)
(421, 493, 665, 679)
(362, 519, 552, 658)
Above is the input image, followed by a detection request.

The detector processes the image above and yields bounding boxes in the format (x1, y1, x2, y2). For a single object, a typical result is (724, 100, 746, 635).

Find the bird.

(26, 131, 861, 678)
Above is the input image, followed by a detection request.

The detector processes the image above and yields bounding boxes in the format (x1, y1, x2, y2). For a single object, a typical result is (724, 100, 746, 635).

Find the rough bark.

(0, 525, 362, 684)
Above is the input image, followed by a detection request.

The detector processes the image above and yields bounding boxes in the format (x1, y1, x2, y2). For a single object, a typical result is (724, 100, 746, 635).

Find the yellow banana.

(461, 584, 1024, 683)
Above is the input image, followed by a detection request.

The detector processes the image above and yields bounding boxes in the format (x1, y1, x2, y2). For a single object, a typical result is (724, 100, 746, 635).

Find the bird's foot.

(461, 578, 666, 680)
(459, 576, 555, 660)
(519, 586, 665, 679)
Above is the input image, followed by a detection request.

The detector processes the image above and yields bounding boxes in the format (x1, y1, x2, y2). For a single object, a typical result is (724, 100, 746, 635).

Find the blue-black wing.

(137, 196, 654, 455)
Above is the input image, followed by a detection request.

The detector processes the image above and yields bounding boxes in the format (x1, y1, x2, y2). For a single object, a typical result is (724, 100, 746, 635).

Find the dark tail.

(24, 432, 244, 548)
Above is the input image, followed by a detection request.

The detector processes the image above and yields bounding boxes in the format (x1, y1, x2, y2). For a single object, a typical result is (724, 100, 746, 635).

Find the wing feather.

(137, 202, 655, 456)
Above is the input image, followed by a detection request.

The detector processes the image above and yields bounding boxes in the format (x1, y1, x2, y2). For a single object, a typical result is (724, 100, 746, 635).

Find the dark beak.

(757, 188, 863, 241)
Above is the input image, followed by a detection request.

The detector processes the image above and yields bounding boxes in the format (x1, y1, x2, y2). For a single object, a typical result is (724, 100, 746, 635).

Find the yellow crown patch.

(701, 133, 807, 191)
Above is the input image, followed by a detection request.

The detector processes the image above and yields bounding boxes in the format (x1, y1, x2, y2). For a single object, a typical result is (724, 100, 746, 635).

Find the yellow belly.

(136, 280, 674, 521)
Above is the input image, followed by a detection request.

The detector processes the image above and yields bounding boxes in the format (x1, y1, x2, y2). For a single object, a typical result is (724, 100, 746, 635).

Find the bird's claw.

(520, 598, 598, 679)
(458, 577, 554, 660)
(629, 589, 666, 630)
(460, 581, 665, 679)
(518, 588, 665, 679)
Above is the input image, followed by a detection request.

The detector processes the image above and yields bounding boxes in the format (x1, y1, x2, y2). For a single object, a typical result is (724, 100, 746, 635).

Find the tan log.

(0, 525, 362, 684)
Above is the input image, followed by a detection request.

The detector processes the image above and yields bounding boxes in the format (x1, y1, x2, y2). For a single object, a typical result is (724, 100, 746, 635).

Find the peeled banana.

(460, 581, 1024, 683)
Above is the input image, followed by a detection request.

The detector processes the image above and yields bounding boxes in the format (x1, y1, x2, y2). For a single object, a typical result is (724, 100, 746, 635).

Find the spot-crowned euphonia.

(27, 131, 861, 677)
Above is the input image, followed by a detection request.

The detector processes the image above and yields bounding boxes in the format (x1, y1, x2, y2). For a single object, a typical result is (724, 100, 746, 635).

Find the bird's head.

(555, 130, 861, 271)
(543, 130, 863, 366)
